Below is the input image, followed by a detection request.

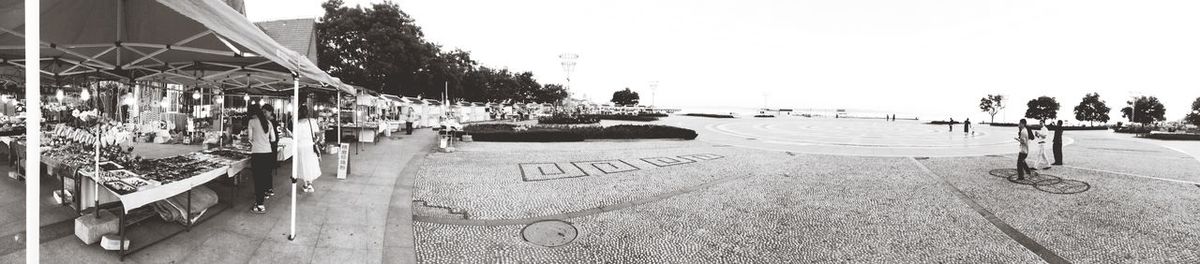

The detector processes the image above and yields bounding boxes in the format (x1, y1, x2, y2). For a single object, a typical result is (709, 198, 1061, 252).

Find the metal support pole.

(289, 74, 299, 240)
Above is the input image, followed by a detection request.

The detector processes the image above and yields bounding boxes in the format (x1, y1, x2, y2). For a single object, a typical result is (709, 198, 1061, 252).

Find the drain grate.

(521, 220, 578, 247)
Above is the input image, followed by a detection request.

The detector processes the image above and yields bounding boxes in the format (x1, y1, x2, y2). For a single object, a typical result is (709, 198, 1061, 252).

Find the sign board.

(336, 143, 350, 179)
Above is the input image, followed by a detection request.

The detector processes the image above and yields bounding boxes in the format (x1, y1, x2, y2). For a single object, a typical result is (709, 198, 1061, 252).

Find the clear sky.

(246, 0, 1200, 122)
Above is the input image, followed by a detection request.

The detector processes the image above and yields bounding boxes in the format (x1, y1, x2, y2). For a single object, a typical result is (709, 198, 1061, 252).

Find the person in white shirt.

(248, 104, 277, 214)
(1034, 120, 1053, 170)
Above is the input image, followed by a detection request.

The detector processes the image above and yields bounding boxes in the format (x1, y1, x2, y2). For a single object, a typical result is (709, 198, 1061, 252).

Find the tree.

(317, 1, 561, 103)
(1120, 96, 1167, 124)
(1183, 97, 1200, 126)
(978, 94, 1005, 123)
(1072, 92, 1111, 125)
(1024, 96, 1060, 123)
(611, 88, 640, 106)
(317, 0, 438, 95)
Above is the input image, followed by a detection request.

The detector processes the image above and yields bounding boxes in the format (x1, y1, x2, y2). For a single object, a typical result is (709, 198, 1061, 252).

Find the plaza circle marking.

(1034, 179, 1091, 195)
(1006, 173, 1064, 186)
(521, 220, 579, 247)
(989, 169, 1018, 179)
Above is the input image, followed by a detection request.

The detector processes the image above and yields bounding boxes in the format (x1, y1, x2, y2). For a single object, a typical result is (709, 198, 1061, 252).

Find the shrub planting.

(538, 114, 600, 125)
(685, 113, 735, 118)
(1143, 133, 1200, 141)
(463, 124, 697, 142)
(586, 114, 659, 122)
(638, 112, 669, 117)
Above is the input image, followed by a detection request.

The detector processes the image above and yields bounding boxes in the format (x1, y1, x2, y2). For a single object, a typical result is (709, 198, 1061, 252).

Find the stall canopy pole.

(289, 74, 299, 241)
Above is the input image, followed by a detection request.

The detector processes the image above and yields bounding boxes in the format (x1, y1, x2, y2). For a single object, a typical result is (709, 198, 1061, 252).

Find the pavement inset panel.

(519, 163, 588, 182)
(571, 160, 640, 175)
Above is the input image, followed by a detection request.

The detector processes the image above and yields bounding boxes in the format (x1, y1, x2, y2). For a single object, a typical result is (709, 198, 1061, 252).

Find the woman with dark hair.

(249, 103, 277, 213)
(1015, 119, 1034, 180)
(296, 95, 322, 192)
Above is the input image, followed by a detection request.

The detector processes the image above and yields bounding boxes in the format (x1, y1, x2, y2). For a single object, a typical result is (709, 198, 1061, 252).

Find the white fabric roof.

(22, 0, 352, 94)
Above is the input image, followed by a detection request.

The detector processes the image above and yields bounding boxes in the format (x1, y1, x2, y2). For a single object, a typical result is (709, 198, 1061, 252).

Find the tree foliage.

(978, 94, 1004, 123)
(316, 0, 565, 103)
(611, 88, 640, 106)
(1120, 96, 1167, 124)
(1024, 96, 1060, 122)
(1072, 92, 1111, 124)
(1183, 97, 1200, 126)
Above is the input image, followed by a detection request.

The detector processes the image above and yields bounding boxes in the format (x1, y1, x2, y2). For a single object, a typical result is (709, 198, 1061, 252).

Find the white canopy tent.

(14, 0, 350, 254)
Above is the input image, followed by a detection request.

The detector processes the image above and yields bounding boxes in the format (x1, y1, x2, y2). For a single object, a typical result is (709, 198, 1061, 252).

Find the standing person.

(1034, 120, 1052, 170)
(296, 101, 322, 193)
(404, 106, 415, 135)
(1015, 119, 1034, 180)
(949, 118, 954, 132)
(248, 104, 278, 213)
(964, 118, 971, 135)
(1053, 120, 1064, 165)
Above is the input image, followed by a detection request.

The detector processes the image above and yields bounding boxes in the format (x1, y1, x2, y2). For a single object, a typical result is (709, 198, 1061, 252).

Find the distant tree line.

(980, 93, 1199, 126)
(316, 0, 567, 103)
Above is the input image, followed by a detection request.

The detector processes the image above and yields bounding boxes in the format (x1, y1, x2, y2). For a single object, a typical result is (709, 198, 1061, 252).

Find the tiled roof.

(255, 18, 318, 65)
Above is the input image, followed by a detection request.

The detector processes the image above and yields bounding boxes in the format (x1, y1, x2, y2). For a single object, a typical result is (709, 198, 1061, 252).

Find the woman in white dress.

(296, 98, 323, 192)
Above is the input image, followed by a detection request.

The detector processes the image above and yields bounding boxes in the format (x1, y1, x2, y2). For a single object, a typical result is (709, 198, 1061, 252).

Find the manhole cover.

(521, 220, 578, 247)
(1007, 173, 1063, 186)
(1034, 179, 1091, 194)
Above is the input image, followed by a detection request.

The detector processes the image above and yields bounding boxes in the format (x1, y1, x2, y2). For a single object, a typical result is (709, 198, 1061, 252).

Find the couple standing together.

(246, 96, 324, 214)
(1015, 119, 1065, 180)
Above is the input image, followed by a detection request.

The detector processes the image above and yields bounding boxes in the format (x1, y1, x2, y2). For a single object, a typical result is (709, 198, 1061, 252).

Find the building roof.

(255, 18, 318, 65)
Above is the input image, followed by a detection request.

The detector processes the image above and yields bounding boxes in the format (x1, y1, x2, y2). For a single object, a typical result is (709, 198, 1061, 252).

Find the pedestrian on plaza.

(404, 106, 415, 135)
(963, 118, 971, 135)
(248, 104, 278, 213)
(1034, 120, 1052, 170)
(1015, 119, 1034, 180)
(1053, 120, 1064, 165)
(296, 101, 323, 193)
(949, 118, 954, 132)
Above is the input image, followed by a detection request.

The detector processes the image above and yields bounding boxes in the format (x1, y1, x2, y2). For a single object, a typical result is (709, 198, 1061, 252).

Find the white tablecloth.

(85, 165, 230, 213)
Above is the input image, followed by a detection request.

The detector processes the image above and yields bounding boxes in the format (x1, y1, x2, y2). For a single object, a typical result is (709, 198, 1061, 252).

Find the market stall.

(33, 0, 354, 259)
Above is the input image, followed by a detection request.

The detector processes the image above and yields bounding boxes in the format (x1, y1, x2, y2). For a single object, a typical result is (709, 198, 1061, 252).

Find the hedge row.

(587, 114, 659, 122)
(638, 113, 669, 117)
(538, 115, 600, 125)
(685, 113, 735, 118)
(927, 121, 961, 125)
(986, 123, 1111, 130)
(464, 124, 697, 142)
(1114, 127, 1153, 134)
(1142, 133, 1200, 141)
(753, 115, 775, 118)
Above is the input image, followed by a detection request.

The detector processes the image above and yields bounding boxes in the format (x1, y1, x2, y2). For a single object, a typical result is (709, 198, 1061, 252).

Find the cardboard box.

(75, 210, 118, 245)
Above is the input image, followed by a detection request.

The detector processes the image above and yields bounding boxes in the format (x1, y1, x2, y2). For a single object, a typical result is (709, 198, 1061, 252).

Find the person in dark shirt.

(1052, 120, 1064, 165)
(963, 118, 971, 135)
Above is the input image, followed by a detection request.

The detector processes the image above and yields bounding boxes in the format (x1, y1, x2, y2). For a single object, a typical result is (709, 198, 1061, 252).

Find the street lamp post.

(1128, 91, 1143, 125)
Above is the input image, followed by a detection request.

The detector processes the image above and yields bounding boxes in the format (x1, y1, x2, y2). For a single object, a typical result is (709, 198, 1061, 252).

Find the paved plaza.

(412, 116, 1200, 263)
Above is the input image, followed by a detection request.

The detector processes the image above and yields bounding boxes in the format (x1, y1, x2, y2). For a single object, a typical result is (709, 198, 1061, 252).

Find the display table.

(79, 151, 249, 259)
(341, 124, 381, 143)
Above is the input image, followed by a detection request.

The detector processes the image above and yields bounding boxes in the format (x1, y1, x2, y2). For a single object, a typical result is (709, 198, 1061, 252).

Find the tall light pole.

(1128, 91, 1143, 125)
(559, 53, 578, 105)
(649, 81, 658, 107)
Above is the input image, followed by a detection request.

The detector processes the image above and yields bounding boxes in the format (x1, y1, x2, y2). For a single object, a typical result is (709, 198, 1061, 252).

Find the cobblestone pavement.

(413, 124, 1200, 263)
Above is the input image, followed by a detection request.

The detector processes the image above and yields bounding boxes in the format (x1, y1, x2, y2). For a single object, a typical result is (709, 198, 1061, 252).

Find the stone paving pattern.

(413, 118, 1200, 263)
